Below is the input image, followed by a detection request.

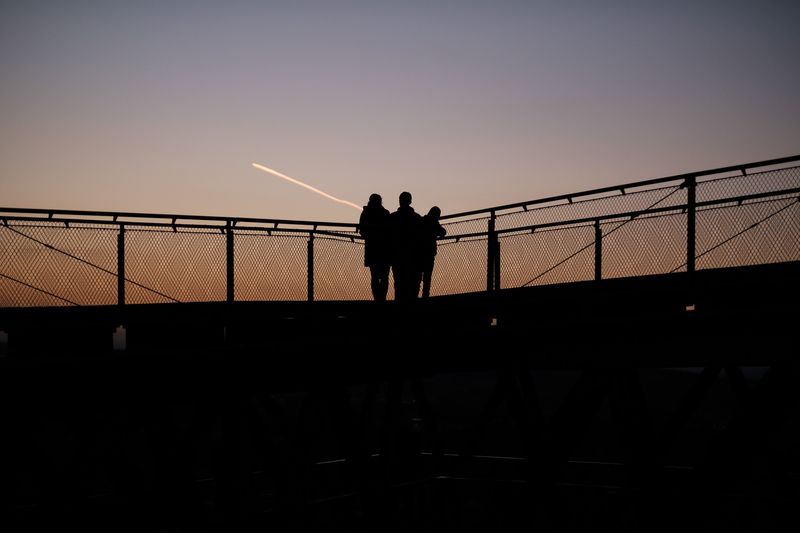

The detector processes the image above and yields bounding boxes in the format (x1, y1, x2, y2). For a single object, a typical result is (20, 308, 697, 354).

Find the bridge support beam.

(117, 226, 125, 306)
(594, 219, 602, 281)
(227, 224, 235, 303)
(686, 175, 696, 273)
(307, 234, 314, 302)
(487, 212, 497, 291)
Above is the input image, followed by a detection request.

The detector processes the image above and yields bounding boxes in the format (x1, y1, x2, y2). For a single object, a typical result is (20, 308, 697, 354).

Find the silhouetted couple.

(359, 191, 446, 301)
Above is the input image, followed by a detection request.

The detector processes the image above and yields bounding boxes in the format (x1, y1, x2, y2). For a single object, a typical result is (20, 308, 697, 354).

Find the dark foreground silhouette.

(1, 261, 797, 532)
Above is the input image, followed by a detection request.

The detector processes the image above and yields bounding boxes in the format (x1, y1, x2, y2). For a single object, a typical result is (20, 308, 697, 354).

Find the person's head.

(399, 191, 412, 207)
(427, 206, 441, 219)
(368, 193, 382, 206)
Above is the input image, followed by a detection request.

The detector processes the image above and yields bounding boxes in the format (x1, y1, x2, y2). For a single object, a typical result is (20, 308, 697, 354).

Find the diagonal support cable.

(521, 185, 683, 287)
(0, 272, 81, 306)
(2, 225, 181, 303)
(669, 196, 800, 273)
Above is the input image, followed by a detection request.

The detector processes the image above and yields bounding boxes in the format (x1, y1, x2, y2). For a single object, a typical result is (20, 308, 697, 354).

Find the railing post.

(686, 176, 696, 273)
(226, 222, 235, 303)
(307, 233, 314, 302)
(494, 237, 501, 290)
(117, 226, 125, 306)
(487, 212, 496, 292)
(594, 219, 602, 281)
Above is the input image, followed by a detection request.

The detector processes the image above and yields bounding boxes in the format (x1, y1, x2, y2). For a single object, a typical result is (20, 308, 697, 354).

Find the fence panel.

(234, 230, 309, 301)
(499, 224, 595, 287)
(315, 235, 373, 301)
(124, 228, 226, 304)
(433, 237, 488, 296)
(1, 157, 798, 307)
(0, 222, 117, 307)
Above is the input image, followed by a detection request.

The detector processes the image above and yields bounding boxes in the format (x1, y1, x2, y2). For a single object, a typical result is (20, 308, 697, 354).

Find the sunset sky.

(2, 1, 798, 223)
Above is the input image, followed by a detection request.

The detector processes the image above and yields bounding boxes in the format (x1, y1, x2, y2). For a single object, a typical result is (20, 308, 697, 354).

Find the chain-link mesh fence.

(440, 162, 799, 289)
(314, 233, 373, 301)
(234, 230, 309, 301)
(0, 222, 118, 307)
(433, 237, 488, 296)
(125, 227, 226, 304)
(1, 159, 798, 307)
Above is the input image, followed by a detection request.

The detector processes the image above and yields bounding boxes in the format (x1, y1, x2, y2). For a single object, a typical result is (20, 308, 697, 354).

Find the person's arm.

(358, 211, 366, 236)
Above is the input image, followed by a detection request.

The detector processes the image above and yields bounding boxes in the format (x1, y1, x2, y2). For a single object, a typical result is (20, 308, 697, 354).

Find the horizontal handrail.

(3, 187, 797, 243)
(440, 154, 800, 221)
(0, 207, 359, 231)
(3, 154, 798, 231)
(0, 216, 362, 241)
(438, 187, 800, 241)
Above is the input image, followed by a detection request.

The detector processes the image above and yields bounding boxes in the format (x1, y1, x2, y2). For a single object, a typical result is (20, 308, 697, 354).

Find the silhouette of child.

(419, 206, 446, 298)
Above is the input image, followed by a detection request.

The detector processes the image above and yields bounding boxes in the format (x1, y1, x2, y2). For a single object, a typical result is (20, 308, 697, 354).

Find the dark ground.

(2, 359, 798, 532)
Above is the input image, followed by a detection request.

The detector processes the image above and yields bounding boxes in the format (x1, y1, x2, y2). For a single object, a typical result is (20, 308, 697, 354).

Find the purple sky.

(2, 1, 798, 222)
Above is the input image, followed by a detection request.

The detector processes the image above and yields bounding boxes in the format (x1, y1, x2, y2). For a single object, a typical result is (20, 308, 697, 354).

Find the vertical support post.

(226, 222, 235, 303)
(686, 176, 696, 273)
(117, 226, 125, 306)
(594, 219, 602, 281)
(494, 238, 501, 291)
(487, 212, 496, 292)
(307, 233, 315, 302)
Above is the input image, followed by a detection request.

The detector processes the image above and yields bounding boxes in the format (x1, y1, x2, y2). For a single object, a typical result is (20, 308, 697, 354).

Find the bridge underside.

(1, 262, 798, 531)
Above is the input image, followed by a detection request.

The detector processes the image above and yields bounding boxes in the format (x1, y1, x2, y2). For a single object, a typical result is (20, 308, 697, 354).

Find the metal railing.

(437, 154, 800, 292)
(1, 155, 798, 307)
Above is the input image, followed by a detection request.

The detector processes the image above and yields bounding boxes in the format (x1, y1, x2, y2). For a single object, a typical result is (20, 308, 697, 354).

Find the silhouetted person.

(359, 193, 391, 301)
(389, 191, 422, 301)
(419, 206, 446, 298)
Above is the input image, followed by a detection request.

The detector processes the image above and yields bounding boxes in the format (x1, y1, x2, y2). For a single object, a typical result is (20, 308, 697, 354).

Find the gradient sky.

(1, 0, 798, 223)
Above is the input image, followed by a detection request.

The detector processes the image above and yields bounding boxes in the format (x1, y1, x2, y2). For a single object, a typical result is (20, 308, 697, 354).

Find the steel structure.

(1, 154, 798, 307)
(1, 154, 799, 532)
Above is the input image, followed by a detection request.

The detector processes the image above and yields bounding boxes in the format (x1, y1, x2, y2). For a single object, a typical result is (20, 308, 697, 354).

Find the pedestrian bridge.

(1, 155, 798, 531)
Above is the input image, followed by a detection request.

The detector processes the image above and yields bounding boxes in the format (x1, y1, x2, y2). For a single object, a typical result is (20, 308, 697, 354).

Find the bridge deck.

(1, 261, 796, 371)
(1, 262, 798, 532)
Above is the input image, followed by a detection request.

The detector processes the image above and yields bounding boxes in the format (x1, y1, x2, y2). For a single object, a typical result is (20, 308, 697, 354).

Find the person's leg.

(396, 265, 417, 301)
(411, 269, 422, 299)
(421, 257, 434, 298)
(370, 267, 381, 300)
(393, 265, 406, 301)
(377, 264, 390, 301)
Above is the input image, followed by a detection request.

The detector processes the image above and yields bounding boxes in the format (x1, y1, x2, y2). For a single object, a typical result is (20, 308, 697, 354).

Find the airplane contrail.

(252, 163, 361, 211)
